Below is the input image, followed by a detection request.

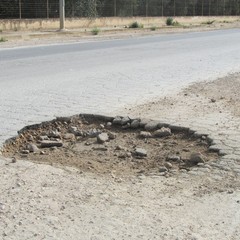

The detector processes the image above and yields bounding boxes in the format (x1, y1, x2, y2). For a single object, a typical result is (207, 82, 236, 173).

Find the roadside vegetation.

(91, 27, 100, 35)
(129, 21, 144, 28)
(0, 37, 7, 42)
(166, 17, 181, 26)
(202, 20, 215, 25)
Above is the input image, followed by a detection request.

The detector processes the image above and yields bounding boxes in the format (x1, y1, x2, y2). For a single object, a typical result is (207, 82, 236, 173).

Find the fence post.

(47, 0, 49, 18)
(114, 0, 117, 16)
(19, 0, 22, 19)
(162, 0, 164, 16)
(59, 0, 65, 30)
(145, 0, 148, 17)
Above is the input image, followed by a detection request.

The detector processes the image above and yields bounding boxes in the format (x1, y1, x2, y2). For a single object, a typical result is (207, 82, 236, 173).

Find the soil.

(2, 116, 218, 178)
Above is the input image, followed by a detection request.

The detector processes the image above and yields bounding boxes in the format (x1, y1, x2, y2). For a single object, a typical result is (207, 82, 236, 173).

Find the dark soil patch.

(2, 115, 219, 177)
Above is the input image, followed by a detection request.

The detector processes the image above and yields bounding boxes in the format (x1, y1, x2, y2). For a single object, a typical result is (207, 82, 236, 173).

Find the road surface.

(0, 29, 240, 145)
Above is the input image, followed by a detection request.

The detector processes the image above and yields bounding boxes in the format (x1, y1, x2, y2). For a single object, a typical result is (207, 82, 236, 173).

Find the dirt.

(2, 115, 218, 178)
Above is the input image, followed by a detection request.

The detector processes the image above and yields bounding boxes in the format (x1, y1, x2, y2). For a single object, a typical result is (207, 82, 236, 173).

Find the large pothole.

(2, 114, 219, 177)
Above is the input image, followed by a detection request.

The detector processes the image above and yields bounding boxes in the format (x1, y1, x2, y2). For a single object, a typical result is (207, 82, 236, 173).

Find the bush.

(150, 26, 157, 31)
(202, 20, 215, 25)
(91, 27, 100, 35)
(0, 37, 7, 42)
(129, 22, 143, 28)
(166, 17, 174, 26)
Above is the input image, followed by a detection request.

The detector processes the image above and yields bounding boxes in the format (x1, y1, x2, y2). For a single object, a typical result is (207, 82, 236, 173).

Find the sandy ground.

(1, 73, 240, 239)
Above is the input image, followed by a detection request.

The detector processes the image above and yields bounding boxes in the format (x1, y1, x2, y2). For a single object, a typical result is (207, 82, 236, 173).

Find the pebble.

(145, 121, 159, 131)
(97, 133, 109, 143)
(139, 131, 152, 138)
(135, 148, 147, 157)
(27, 143, 39, 153)
(153, 127, 171, 137)
(21, 150, 30, 154)
(63, 133, 75, 140)
(121, 116, 130, 125)
(189, 153, 205, 164)
(113, 116, 122, 125)
(159, 167, 168, 172)
(164, 162, 173, 169)
(131, 119, 140, 128)
(167, 155, 181, 161)
(108, 132, 116, 139)
(40, 140, 63, 148)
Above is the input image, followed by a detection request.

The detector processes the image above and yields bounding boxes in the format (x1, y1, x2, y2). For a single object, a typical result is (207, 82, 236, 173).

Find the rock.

(39, 135, 49, 141)
(189, 153, 205, 164)
(121, 116, 131, 125)
(40, 140, 63, 148)
(166, 155, 181, 162)
(97, 133, 109, 144)
(153, 127, 171, 137)
(88, 129, 102, 138)
(122, 123, 130, 129)
(106, 122, 112, 128)
(48, 130, 61, 138)
(21, 150, 29, 154)
(113, 116, 122, 125)
(164, 162, 173, 169)
(131, 119, 140, 128)
(63, 133, 75, 140)
(135, 148, 147, 157)
(139, 131, 152, 138)
(159, 167, 168, 172)
(116, 145, 124, 150)
(92, 146, 108, 151)
(145, 121, 159, 131)
(108, 132, 116, 140)
(100, 124, 105, 129)
(27, 143, 39, 153)
(12, 157, 17, 163)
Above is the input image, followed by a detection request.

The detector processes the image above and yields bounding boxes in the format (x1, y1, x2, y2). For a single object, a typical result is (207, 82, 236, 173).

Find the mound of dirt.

(2, 114, 218, 177)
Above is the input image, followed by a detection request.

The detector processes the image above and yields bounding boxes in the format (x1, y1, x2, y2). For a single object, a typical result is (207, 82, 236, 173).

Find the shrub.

(202, 20, 215, 25)
(0, 37, 7, 42)
(150, 26, 157, 31)
(166, 17, 174, 26)
(129, 22, 143, 28)
(91, 27, 100, 35)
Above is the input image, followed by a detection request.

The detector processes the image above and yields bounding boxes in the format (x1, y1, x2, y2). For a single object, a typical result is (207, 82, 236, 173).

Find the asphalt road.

(0, 29, 240, 145)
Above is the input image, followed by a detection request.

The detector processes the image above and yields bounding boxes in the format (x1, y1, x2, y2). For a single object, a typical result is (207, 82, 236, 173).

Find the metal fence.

(1, 0, 240, 19)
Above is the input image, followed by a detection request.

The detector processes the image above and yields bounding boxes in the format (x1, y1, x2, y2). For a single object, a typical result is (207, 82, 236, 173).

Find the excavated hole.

(2, 115, 219, 177)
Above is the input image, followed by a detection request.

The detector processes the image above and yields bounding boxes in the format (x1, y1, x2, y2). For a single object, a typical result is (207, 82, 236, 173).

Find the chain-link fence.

(1, 0, 240, 19)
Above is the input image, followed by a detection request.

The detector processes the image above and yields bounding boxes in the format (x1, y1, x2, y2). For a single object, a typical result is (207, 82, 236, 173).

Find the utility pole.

(59, 0, 65, 30)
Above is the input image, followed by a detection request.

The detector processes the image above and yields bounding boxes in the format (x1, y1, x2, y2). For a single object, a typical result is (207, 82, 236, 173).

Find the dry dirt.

(2, 116, 218, 178)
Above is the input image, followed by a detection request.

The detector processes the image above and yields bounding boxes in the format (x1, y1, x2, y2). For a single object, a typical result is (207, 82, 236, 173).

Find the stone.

(113, 116, 122, 125)
(159, 167, 168, 172)
(189, 153, 205, 164)
(100, 124, 105, 129)
(121, 116, 131, 125)
(135, 148, 147, 157)
(21, 150, 29, 154)
(97, 133, 109, 144)
(106, 122, 112, 128)
(139, 131, 152, 138)
(131, 119, 140, 128)
(145, 121, 159, 131)
(116, 145, 124, 150)
(164, 162, 173, 169)
(166, 155, 181, 162)
(153, 127, 171, 137)
(12, 157, 17, 163)
(108, 132, 116, 140)
(48, 130, 61, 138)
(40, 140, 63, 148)
(39, 135, 49, 141)
(87, 129, 102, 138)
(63, 133, 75, 140)
(27, 143, 39, 153)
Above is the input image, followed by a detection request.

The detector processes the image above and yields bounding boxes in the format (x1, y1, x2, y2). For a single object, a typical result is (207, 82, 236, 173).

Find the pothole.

(2, 114, 219, 177)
